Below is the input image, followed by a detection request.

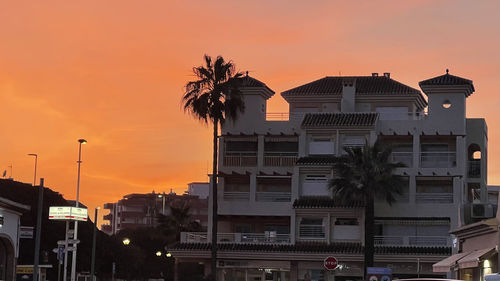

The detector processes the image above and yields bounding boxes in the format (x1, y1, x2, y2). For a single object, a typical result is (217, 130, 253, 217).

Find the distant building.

(0, 196, 30, 281)
(187, 182, 209, 199)
(101, 191, 208, 235)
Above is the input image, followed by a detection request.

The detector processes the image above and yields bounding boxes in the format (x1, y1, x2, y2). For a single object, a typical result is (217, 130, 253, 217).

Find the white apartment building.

(170, 71, 490, 281)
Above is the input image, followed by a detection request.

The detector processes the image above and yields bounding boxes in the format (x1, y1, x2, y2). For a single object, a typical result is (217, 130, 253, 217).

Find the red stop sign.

(324, 256, 338, 270)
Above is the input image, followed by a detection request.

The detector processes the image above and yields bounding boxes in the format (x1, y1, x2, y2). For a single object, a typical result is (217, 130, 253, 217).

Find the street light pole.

(90, 207, 99, 281)
(71, 139, 87, 281)
(27, 154, 38, 186)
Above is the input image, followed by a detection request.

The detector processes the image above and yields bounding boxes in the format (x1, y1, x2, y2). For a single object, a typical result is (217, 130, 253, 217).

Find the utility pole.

(33, 178, 44, 281)
(90, 207, 99, 281)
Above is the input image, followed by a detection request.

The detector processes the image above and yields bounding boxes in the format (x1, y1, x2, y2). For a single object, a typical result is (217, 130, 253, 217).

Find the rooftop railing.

(416, 192, 453, 204)
(374, 235, 450, 247)
(181, 232, 291, 244)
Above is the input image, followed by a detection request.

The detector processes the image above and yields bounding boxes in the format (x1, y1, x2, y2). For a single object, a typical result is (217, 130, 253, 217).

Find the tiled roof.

(236, 75, 275, 94)
(170, 242, 451, 255)
(419, 73, 474, 88)
(281, 76, 421, 96)
(293, 197, 363, 208)
(302, 112, 378, 128)
(296, 156, 337, 166)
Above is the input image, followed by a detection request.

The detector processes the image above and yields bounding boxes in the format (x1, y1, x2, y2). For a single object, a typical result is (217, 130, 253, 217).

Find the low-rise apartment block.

(102, 190, 208, 235)
(171, 71, 491, 281)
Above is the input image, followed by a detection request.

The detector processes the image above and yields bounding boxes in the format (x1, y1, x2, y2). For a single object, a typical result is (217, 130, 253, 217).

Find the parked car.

(486, 274, 500, 281)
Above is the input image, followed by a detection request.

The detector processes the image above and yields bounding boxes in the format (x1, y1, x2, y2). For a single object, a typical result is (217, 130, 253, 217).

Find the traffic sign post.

(324, 256, 339, 271)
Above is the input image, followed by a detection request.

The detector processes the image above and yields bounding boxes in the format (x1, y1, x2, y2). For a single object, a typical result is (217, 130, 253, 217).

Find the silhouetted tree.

(182, 55, 245, 280)
(328, 142, 406, 277)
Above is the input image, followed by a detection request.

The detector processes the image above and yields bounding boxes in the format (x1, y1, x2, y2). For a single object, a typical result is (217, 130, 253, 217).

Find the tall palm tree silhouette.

(182, 55, 245, 280)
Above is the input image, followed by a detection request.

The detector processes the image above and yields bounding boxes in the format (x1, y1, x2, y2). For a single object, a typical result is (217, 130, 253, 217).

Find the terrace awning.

(433, 252, 470, 272)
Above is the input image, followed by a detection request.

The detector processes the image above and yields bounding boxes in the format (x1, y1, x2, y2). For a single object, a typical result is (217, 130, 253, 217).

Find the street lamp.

(158, 193, 165, 214)
(71, 138, 87, 281)
(166, 253, 172, 258)
(155, 251, 162, 257)
(122, 238, 131, 245)
(27, 154, 38, 186)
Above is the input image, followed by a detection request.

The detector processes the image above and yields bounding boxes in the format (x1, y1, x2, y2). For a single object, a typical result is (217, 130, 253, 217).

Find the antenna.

(8, 164, 12, 179)
(2, 170, 6, 178)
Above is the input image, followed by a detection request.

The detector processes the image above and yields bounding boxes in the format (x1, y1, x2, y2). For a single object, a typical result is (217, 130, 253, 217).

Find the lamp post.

(27, 154, 38, 186)
(90, 207, 100, 281)
(158, 194, 166, 215)
(71, 139, 87, 281)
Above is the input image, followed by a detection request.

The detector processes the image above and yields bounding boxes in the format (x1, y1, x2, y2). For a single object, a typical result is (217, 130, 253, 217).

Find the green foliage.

(327, 141, 407, 272)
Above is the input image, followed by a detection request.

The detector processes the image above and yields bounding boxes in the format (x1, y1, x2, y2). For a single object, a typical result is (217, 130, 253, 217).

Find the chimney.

(341, 78, 356, 112)
(384, 72, 391, 78)
(372, 73, 378, 77)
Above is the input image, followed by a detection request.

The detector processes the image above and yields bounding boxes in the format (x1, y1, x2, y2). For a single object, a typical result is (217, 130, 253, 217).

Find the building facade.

(170, 72, 491, 281)
(0, 197, 30, 281)
(102, 191, 208, 235)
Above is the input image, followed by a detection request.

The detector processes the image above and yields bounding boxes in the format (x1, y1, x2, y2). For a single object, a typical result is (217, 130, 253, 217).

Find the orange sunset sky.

(1, 1, 499, 223)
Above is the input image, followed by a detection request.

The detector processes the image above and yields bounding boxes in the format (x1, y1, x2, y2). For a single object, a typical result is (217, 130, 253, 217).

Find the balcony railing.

(416, 192, 453, 204)
(263, 153, 298, 166)
(298, 225, 325, 239)
(374, 235, 450, 247)
(181, 232, 291, 244)
(390, 152, 413, 167)
(223, 191, 250, 201)
(223, 152, 257, 166)
(468, 160, 481, 178)
(255, 192, 292, 202)
(420, 152, 456, 168)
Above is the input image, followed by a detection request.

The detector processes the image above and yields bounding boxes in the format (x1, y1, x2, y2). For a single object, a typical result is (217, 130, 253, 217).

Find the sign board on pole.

(49, 206, 88, 221)
(70, 207, 88, 221)
(324, 256, 338, 270)
(49, 207, 71, 220)
(366, 267, 392, 281)
(19, 226, 34, 239)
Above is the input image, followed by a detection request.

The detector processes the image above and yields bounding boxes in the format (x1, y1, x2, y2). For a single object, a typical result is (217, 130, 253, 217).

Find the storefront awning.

(458, 248, 496, 269)
(433, 252, 470, 273)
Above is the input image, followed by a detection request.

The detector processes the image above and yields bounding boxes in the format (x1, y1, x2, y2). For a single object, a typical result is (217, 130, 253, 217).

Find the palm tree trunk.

(364, 194, 375, 278)
(210, 119, 218, 281)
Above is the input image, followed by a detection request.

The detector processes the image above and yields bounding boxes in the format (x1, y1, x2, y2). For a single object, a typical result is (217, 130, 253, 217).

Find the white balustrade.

(255, 192, 291, 202)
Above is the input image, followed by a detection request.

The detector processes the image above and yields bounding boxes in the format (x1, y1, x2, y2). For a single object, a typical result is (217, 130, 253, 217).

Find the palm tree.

(157, 201, 202, 241)
(328, 141, 406, 277)
(182, 55, 245, 280)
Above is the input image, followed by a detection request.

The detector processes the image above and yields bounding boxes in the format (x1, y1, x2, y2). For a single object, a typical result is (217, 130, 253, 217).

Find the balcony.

(255, 192, 291, 202)
(181, 232, 291, 244)
(416, 193, 453, 204)
(374, 235, 450, 247)
(390, 152, 413, 168)
(298, 225, 326, 240)
(223, 152, 257, 167)
(468, 160, 481, 178)
(420, 152, 456, 168)
(223, 191, 250, 201)
(263, 153, 297, 167)
(103, 213, 113, 221)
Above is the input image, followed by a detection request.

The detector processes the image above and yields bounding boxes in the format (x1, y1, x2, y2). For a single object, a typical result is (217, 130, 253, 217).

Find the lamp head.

(122, 238, 131, 245)
(28, 153, 37, 157)
(78, 139, 87, 144)
(155, 251, 162, 257)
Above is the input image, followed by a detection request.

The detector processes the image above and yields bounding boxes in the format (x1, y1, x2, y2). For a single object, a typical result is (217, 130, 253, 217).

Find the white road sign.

(49, 206, 88, 221)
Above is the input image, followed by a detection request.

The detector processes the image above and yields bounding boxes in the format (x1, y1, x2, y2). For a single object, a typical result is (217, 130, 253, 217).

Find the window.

(334, 218, 359, 225)
(342, 136, 365, 153)
(442, 100, 452, 109)
(299, 218, 325, 238)
(309, 137, 335, 155)
(302, 175, 329, 196)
